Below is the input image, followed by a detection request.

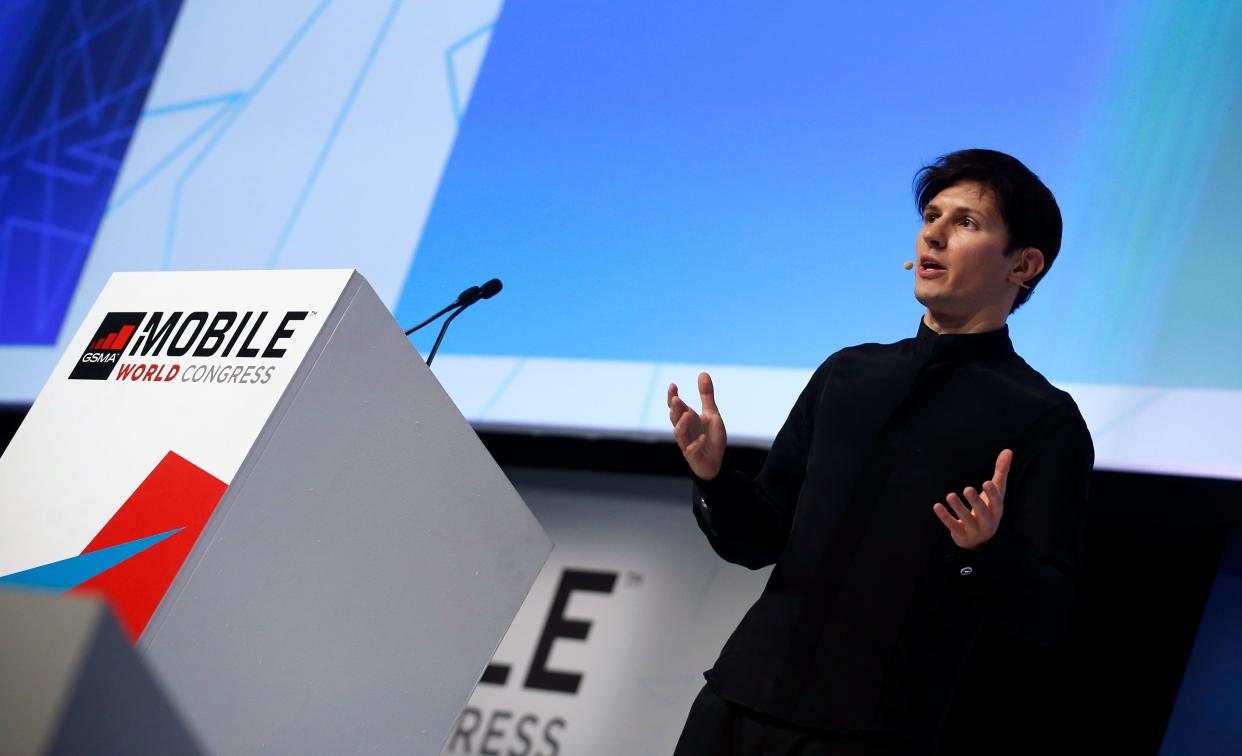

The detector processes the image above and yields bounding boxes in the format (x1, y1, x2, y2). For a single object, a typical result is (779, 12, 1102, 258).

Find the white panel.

(0, 269, 350, 576)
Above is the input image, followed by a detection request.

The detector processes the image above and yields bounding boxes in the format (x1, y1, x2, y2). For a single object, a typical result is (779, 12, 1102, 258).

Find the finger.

(668, 395, 688, 425)
(673, 409, 699, 448)
(993, 449, 1013, 492)
(962, 487, 993, 528)
(673, 399, 699, 427)
(667, 383, 678, 408)
(944, 493, 973, 525)
(699, 372, 719, 415)
(933, 503, 966, 534)
(983, 480, 1005, 520)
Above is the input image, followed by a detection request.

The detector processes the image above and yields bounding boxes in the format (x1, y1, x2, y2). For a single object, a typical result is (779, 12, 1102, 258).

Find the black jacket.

(692, 319, 1094, 748)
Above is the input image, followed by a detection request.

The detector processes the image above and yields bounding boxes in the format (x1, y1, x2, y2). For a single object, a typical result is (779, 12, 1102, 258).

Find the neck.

(922, 307, 1008, 335)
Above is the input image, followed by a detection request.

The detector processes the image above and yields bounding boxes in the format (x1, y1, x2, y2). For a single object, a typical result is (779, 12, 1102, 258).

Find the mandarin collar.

(914, 318, 1013, 363)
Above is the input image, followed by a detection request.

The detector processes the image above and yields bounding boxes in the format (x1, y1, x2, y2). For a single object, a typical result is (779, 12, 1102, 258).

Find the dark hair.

(913, 149, 1062, 312)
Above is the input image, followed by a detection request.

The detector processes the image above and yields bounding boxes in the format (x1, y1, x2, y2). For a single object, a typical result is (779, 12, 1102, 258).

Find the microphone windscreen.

(456, 285, 481, 305)
(480, 278, 503, 299)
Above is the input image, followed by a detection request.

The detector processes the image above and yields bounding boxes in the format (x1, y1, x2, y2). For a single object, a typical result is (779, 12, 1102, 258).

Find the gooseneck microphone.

(405, 284, 481, 335)
(403, 278, 503, 366)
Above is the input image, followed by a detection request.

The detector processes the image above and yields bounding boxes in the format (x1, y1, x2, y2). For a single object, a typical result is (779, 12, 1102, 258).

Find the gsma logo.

(69, 312, 146, 380)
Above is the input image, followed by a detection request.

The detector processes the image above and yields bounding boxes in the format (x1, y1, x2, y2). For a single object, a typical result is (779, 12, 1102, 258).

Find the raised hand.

(933, 449, 1012, 550)
(667, 372, 727, 481)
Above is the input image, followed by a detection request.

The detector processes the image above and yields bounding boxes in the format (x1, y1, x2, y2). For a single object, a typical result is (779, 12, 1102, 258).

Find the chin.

(915, 289, 970, 321)
(913, 285, 942, 310)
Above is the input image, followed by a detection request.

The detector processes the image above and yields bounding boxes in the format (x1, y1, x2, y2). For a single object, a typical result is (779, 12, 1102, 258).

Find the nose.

(922, 217, 945, 249)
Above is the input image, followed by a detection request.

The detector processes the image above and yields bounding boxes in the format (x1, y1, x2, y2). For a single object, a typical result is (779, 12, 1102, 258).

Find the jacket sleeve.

(689, 356, 834, 569)
(945, 399, 1095, 646)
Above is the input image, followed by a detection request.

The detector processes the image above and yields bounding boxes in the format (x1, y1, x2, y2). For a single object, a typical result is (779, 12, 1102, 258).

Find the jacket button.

(959, 566, 973, 576)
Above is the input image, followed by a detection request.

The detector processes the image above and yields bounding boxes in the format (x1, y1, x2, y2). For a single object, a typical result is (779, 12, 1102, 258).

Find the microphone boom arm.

(425, 305, 466, 366)
(404, 303, 458, 335)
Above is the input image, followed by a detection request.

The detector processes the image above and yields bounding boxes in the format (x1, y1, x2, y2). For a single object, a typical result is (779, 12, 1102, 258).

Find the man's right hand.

(667, 372, 727, 481)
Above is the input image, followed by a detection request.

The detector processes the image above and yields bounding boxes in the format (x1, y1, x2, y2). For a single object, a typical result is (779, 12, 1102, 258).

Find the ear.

(1009, 247, 1045, 290)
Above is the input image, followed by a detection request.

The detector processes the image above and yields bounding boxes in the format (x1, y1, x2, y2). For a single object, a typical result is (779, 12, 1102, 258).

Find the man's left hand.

(933, 449, 1012, 551)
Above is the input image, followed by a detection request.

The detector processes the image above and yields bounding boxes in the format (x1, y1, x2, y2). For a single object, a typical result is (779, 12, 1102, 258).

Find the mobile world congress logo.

(68, 312, 146, 380)
(68, 309, 309, 384)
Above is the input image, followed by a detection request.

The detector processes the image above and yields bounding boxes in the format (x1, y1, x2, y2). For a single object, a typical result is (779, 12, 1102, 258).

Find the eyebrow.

(924, 202, 989, 218)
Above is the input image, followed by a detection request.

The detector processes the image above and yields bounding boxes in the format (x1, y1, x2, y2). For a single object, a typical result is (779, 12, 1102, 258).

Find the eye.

(961, 217, 976, 228)
(924, 213, 938, 224)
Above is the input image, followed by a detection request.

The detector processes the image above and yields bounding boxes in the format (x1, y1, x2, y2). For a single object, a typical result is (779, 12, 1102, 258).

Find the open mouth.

(918, 259, 947, 278)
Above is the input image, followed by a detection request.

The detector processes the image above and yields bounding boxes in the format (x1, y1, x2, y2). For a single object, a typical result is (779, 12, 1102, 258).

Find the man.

(667, 149, 1093, 755)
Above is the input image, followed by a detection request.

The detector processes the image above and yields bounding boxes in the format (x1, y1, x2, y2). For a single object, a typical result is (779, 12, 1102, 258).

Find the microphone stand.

(404, 303, 459, 336)
(425, 305, 466, 367)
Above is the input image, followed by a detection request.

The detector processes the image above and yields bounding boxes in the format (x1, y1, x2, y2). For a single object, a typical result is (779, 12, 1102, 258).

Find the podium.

(0, 270, 551, 754)
(0, 589, 203, 755)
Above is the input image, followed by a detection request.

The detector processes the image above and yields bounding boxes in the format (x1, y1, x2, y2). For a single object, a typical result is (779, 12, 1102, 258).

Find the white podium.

(0, 270, 551, 754)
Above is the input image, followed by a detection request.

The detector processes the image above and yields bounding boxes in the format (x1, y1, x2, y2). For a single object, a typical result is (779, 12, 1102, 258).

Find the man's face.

(913, 181, 1017, 323)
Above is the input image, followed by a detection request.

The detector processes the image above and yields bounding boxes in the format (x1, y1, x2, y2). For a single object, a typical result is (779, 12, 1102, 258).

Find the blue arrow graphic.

(0, 527, 184, 592)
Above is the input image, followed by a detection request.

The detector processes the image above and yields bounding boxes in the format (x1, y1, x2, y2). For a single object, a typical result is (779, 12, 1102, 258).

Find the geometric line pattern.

(0, 0, 183, 344)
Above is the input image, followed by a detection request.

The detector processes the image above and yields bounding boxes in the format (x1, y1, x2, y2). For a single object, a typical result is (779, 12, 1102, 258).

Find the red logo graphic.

(69, 311, 146, 381)
(69, 451, 227, 641)
(89, 324, 137, 351)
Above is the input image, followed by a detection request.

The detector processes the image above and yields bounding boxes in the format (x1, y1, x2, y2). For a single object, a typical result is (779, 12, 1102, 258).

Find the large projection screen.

(3, 0, 1241, 479)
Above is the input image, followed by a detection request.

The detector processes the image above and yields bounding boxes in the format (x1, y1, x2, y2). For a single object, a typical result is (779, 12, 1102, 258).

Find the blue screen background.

(394, 0, 1242, 389)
